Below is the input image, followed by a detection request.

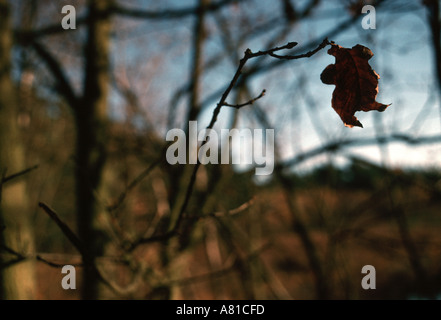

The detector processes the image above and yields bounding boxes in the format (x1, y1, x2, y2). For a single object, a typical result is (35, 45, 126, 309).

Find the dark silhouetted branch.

(0, 245, 26, 269)
(35, 255, 78, 268)
(223, 89, 266, 109)
(37, 203, 125, 295)
(247, 41, 298, 57)
(38, 202, 87, 258)
(0, 244, 73, 269)
(30, 41, 79, 109)
(129, 39, 330, 251)
(269, 38, 332, 59)
(1, 165, 39, 184)
(424, 0, 441, 92)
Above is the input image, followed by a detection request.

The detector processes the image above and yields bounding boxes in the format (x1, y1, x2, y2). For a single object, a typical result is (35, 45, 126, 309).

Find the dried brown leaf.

(320, 43, 391, 128)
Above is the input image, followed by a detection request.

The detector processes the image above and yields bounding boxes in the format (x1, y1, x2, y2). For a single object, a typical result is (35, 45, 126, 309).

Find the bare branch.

(0, 245, 26, 269)
(223, 89, 266, 109)
(247, 41, 298, 58)
(38, 202, 87, 258)
(169, 39, 330, 232)
(268, 38, 331, 59)
(0, 245, 73, 270)
(129, 39, 331, 251)
(1, 165, 39, 184)
(30, 41, 79, 109)
(35, 255, 81, 268)
(37, 203, 126, 294)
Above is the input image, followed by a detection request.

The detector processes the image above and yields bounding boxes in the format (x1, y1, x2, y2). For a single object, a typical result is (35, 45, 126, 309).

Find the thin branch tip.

(223, 88, 266, 109)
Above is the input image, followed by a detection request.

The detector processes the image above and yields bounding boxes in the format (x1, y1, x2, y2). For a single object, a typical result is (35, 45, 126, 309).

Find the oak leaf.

(320, 43, 390, 128)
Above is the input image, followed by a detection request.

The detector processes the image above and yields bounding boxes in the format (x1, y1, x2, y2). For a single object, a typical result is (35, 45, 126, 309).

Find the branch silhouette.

(129, 38, 331, 251)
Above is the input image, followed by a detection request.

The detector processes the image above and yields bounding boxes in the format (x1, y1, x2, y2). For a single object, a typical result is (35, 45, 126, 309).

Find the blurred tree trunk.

(75, 0, 112, 299)
(425, 0, 441, 92)
(0, 0, 37, 299)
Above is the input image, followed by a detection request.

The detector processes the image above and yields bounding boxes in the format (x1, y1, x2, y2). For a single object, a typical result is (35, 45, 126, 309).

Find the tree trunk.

(76, 0, 112, 299)
(0, 0, 37, 300)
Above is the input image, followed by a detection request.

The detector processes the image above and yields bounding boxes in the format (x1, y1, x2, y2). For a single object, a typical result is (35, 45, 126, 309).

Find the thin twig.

(38, 202, 87, 258)
(1, 165, 39, 184)
(223, 89, 266, 109)
(0, 245, 76, 270)
(247, 41, 298, 57)
(30, 41, 79, 110)
(0, 245, 26, 269)
(35, 255, 81, 268)
(269, 38, 331, 59)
